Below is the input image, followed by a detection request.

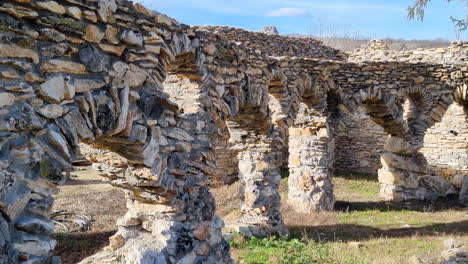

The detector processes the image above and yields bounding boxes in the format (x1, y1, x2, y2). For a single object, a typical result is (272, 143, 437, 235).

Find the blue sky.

(142, 0, 467, 40)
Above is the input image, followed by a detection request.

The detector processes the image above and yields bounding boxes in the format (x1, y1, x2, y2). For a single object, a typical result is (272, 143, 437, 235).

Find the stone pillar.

(287, 121, 335, 212)
(233, 137, 288, 237)
(379, 136, 457, 201)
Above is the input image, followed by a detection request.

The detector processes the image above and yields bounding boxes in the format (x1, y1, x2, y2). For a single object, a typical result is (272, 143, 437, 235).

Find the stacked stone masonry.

(0, 0, 466, 263)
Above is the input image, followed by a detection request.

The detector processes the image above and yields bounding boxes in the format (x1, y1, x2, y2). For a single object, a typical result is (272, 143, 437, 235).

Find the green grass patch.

(334, 171, 380, 201)
(230, 235, 362, 264)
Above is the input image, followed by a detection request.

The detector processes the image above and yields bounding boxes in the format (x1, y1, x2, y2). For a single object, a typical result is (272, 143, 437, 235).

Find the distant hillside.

(314, 37, 451, 52)
(284, 34, 451, 52)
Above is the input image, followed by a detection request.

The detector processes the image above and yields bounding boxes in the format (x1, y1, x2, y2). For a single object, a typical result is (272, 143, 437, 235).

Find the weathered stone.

(78, 43, 110, 73)
(74, 78, 106, 93)
(16, 215, 54, 235)
(66, 6, 81, 19)
(99, 43, 126, 56)
(84, 24, 104, 43)
(40, 59, 87, 74)
(97, 0, 116, 23)
(380, 153, 428, 174)
(38, 16, 85, 35)
(0, 92, 15, 107)
(121, 30, 143, 46)
(384, 137, 415, 155)
(13, 234, 56, 256)
(83, 10, 97, 23)
(109, 62, 147, 88)
(104, 25, 119, 44)
(38, 104, 64, 118)
(47, 129, 71, 159)
(35, 1, 65, 14)
(39, 28, 66, 42)
(25, 72, 43, 82)
(0, 3, 38, 19)
(155, 14, 172, 26)
(39, 75, 67, 102)
(0, 44, 39, 63)
(0, 70, 19, 79)
(168, 128, 194, 141)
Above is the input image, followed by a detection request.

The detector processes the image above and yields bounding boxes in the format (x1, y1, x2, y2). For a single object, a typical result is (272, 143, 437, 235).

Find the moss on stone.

(39, 155, 50, 179)
(38, 16, 86, 35)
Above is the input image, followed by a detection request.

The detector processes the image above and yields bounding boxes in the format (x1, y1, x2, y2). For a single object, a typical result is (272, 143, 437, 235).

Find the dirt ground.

(52, 167, 467, 264)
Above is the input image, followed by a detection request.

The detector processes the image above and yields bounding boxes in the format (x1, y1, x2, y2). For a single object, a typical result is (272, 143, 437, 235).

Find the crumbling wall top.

(193, 26, 348, 61)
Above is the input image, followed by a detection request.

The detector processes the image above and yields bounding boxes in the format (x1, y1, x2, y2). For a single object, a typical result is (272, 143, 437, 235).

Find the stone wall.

(0, 1, 467, 263)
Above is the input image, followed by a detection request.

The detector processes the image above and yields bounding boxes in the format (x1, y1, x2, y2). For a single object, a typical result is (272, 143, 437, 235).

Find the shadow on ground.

(288, 220, 468, 242)
(334, 195, 466, 213)
(53, 231, 116, 264)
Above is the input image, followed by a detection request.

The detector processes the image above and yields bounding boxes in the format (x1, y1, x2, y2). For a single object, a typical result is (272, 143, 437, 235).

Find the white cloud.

(266, 7, 307, 17)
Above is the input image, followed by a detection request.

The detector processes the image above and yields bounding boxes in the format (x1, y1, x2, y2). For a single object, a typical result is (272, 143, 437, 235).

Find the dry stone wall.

(0, 1, 467, 263)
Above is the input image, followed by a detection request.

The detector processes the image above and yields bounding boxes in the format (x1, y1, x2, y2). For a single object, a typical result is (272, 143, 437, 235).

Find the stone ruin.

(0, 0, 466, 263)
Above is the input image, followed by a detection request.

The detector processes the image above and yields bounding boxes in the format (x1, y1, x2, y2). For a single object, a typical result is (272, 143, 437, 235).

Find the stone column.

(379, 136, 457, 202)
(232, 137, 288, 237)
(287, 120, 335, 212)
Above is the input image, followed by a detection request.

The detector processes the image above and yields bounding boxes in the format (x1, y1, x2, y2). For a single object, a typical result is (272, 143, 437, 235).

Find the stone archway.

(0, 1, 234, 263)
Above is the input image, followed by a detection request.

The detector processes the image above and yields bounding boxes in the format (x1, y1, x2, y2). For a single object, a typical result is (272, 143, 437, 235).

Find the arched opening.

(218, 71, 289, 237)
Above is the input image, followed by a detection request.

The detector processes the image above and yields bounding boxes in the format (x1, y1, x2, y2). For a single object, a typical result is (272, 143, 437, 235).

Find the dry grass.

(52, 167, 467, 263)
